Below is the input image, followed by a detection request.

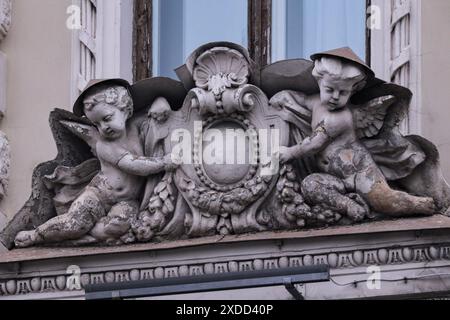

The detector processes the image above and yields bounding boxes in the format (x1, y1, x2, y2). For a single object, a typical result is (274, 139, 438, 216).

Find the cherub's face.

(85, 103, 130, 140)
(318, 75, 355, 111)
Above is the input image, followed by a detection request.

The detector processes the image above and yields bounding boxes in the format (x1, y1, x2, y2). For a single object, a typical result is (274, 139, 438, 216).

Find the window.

(371, 0, 421, 134)
(152, 0, 248, 78)
(71, 0, 133, 103)
(272, 0, 367, 62)
(133, 0, 369, 81)
(72, 0, 98, 97)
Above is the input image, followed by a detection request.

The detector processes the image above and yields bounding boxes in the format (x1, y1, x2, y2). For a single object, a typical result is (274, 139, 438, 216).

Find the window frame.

(133, 0, 153, 82)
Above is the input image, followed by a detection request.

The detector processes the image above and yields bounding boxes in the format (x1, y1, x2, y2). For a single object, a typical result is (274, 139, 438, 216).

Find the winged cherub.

(14, 80, 179, 248)
(272, 50, 437, 221)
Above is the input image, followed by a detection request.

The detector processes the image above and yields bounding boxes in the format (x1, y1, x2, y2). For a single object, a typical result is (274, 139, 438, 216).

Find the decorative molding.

(0, 131, 10, 200)
(0, 0, 11, 42)
(2, 242, 450, 297)
(0, 50, 6, 117)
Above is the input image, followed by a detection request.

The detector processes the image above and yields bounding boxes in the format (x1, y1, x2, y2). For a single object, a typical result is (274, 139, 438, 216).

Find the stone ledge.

(1, 214, 449, 264)
(1, 215, 450, 299)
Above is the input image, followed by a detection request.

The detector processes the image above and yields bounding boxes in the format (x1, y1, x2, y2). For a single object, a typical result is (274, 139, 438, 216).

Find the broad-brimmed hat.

(130, 77, 187, 112)
(311, 47, 375, 78)
(260, 59, 319, 98)
(73, 77, 188, 117)
(73, 78, 131, 117)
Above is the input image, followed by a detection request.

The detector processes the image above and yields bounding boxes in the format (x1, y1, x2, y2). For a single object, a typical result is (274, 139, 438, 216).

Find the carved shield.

(160, 47, 290, 237)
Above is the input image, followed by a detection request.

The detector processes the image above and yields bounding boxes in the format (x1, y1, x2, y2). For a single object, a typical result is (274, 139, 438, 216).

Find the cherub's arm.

(117, 153, 176, 177)
(280, 122, 331, 163)
(99, 143, 177, 177)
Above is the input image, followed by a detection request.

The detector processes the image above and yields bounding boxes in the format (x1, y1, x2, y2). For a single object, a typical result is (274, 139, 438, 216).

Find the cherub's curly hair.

(312, 57, 367, 92)
(83, 85, 133, 117)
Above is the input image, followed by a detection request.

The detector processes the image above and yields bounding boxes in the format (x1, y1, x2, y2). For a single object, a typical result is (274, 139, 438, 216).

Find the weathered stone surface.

(2, 216, 450, 299)
(3, 42, 450, 250)
(0, 109, 94, 249)
(0, 0, 11, 42)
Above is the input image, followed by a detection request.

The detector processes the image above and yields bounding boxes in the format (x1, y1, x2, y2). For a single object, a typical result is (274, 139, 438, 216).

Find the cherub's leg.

(301, 174, 368, 222)
(90, 201, 138, 241)
(354, 166, 436, 217)
(398, 135, 450, 213)
(15, 189, 105, 248)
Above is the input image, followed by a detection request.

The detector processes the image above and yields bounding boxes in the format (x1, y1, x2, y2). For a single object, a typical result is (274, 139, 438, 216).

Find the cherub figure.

(272, 49, 436, 221)
(14, 80, 178, 248)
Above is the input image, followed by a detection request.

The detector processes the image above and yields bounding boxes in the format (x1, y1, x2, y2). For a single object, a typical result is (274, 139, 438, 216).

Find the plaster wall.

(420, 0, 450, 181)
(0, 0, 73, 220)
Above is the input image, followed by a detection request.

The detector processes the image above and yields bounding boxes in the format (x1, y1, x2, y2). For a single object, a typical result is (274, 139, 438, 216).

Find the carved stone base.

(2, 215, 450, 300)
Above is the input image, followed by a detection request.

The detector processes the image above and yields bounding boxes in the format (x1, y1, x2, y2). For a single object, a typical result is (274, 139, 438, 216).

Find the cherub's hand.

(270, 91, 297, 110)
(163, 153, 181, 172)
(279, 146, 295, 164)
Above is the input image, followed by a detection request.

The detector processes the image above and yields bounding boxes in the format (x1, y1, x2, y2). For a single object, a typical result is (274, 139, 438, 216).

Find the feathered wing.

(0, 109, 98, 249)
(351, 95, 396, 139)
(350, 84, 426, 181)
(351, 83, 414, 137)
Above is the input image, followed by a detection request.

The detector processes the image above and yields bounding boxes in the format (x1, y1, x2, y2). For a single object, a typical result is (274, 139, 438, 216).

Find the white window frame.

(370, 0, 422, 135)
(70, 0, 134, 104)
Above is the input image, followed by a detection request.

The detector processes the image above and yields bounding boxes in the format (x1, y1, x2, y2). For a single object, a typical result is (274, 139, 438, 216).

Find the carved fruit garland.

(180, 174, 272, 217)
(133, 172, 177, 242)
(277, 165, 343, 227)
(276, 164, 310, 227)
(148, 172, 177, 230)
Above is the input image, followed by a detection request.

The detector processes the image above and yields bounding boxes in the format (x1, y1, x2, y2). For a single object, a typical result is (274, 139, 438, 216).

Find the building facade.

(0, 0, 450, 300)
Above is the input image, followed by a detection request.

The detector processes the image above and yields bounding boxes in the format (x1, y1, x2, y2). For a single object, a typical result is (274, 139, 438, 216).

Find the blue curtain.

(286, 0, 366, 60)
(156, 0, 367, 78)
(155, 0, 248, 78)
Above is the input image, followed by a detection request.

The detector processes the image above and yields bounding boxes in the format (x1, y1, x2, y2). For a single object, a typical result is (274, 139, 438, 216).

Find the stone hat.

(130, 77, 187, 112)
(260, 59, 319, 98)
(310, 47, 375, 78)
(73, 78, 131, 117)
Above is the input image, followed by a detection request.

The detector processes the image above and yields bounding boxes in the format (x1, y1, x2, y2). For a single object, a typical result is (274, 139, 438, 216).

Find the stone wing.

(60, 120, 99, 157)
(351, 95, 396, 139)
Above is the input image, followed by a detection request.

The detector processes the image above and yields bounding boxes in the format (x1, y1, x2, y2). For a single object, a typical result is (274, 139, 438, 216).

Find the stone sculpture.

(14, 80, 179, 247)
(1, 42, 449, 249)
(273, 48, 436, 221)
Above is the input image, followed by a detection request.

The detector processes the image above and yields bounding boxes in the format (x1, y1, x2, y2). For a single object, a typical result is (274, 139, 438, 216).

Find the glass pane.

(153, 0, 248, 79)
(272, 0, 367, 62)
